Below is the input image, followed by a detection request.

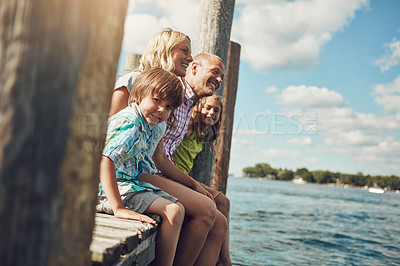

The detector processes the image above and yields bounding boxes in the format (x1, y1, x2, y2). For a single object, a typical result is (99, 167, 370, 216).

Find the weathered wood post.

(0, 1, 128, 265)
(125, 53, 142, 73)
(191, 0, 236, 186)
(212, 41, 240, 194)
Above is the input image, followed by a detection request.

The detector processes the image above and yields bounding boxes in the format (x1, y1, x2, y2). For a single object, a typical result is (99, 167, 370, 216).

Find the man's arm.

(99, 156, 156, 224)
(152, 138, 213, 199)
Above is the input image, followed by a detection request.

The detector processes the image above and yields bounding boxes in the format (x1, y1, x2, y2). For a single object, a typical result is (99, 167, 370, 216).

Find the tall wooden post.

(125, 53, 142, 73)
(0, 1, 128, 265)
(191, 0, 235, 186)
(212, 41, 240, 194)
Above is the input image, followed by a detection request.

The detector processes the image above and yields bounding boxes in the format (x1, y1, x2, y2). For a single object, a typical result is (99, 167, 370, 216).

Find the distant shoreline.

(237, 175, 400, 193)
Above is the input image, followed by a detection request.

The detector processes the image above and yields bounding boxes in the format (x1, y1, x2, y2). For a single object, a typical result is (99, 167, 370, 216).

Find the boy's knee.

(167, 202, 185, 225)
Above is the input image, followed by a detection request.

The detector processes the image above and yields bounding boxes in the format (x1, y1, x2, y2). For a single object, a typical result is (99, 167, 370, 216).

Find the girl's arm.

(152, 138, 214, 200)
(99, 155, 156, 224)
(108, 87, 130, 117)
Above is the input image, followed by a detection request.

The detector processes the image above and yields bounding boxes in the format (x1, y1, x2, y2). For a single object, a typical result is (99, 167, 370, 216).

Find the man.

(141, 53, 232, 265)
(153, 53, 231, 265)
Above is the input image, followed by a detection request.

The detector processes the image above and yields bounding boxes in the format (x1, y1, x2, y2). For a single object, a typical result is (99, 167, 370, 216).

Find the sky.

(116, 0, 400, 177)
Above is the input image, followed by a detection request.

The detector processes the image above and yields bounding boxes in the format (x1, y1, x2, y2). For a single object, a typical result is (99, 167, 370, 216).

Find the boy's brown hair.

(128, 67, 184, 126)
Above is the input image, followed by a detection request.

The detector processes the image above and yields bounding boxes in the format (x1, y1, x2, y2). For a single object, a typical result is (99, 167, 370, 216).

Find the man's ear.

(191, 62, 198, 75)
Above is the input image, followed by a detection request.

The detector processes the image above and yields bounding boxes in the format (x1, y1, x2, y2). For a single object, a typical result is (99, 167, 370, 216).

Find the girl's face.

(200, 97, 222, 127)
(171, 37, 193, 77)
(139, 94, 173, 125)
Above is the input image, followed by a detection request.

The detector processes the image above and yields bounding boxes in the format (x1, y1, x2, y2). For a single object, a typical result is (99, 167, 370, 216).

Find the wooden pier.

(90, 213, 161, 266)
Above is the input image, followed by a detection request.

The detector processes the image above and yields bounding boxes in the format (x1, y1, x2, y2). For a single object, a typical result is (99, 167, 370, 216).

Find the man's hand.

(193, 182, 215, 203)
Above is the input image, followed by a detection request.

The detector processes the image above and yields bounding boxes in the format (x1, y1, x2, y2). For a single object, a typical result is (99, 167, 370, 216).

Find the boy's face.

(139, 94, 173, 125)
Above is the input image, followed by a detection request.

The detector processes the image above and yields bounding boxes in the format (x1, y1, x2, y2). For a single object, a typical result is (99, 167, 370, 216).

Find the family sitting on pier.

(96, 28, 232, 266)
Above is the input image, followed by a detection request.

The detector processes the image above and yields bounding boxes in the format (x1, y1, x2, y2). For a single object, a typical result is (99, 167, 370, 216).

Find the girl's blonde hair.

(128, 68, 184, 126)
(191, 95, 224, 150)
(137, 28, 190, 73)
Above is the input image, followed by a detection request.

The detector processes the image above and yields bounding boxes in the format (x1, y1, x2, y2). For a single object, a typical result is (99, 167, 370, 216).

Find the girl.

(173, 95, 223, 174)
(97, 68, 185, 266)
(173, 95, 232, 266)
(109, 28, 193, 117)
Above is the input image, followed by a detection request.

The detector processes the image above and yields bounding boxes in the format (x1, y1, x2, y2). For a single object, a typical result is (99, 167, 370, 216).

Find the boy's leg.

(145, 197, 185, 266)
(139, 173, 218, 266)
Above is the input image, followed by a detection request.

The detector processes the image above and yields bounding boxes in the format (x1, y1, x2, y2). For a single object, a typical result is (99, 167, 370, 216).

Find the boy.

(97, 68, 185, 265)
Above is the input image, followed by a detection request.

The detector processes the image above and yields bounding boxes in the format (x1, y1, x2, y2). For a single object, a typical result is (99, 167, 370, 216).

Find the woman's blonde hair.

(128, 68, 184, 126)
(137, 28, 190, 74)
(191, 95, 224, 150)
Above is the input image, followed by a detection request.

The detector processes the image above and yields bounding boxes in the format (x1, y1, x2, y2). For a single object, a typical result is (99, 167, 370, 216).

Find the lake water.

(226, 177, 400, 265)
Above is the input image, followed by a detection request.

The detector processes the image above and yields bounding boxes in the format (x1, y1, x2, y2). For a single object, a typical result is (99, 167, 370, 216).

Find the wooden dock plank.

(90, 213, 161, 266)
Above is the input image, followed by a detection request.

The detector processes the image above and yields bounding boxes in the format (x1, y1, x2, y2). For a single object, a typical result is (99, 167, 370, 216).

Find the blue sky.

(117, 0, 400, 176)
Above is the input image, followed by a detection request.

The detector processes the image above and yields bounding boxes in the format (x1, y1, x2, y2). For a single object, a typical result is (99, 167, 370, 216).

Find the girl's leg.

(145, 197, 185, 266)
(202, 184, 232, 265)
(215, 194, 232, 266)
(194, 210, 228, 266)
(139, 173, 217, 266)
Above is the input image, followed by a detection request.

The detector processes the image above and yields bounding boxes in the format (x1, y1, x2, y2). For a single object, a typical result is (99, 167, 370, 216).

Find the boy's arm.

(152, 138, 213, 200)
(100, 155, 156, 224)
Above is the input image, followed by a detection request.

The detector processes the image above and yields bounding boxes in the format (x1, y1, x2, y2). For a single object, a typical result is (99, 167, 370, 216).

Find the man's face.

(192, 58, 225, 98)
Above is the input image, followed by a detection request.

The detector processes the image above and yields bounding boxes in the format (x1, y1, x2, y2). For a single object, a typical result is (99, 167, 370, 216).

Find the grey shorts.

(96, 189, 178, 214)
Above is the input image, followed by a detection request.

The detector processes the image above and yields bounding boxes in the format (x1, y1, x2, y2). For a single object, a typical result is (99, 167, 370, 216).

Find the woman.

(108, 28, 193, 117)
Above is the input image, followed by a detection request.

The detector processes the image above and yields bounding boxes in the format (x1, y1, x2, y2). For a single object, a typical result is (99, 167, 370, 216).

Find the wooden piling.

(212, 41, 241, 194)
(125, 54, 142, 73)
(191, 0, 236, 186)
(0, 1, 128, 265)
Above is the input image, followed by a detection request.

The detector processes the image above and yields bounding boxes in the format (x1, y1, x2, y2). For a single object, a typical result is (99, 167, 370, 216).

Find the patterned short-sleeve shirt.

(99, 103, 161, 196)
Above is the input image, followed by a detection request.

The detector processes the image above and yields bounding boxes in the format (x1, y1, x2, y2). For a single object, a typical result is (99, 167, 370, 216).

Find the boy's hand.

(114, 208, 156, 225)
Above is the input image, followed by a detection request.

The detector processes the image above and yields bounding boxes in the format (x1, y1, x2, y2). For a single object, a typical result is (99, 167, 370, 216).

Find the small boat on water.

(292, 178, 306, 184)
(368, 187, 385, 194)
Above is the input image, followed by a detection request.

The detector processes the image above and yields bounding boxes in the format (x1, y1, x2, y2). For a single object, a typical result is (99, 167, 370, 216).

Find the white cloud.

(374, 38, 400, 72)
(232, 0, 368, 71)
(311, 106, 400, 133)
(354, 137, 400, 163)
(265, 86, 278, 93)
(122, 0, 199, 52)
(287, 137, 312, 145)
(233, 129, 267, 135)
(122, 14, 163, 52)
(273, 82, 400, 166)
(305, 157, 319, 164)
(258, 149, 301, 159)
(373, 74, 400, 114)
(276, 85, 344, 107)
(325, 130, 380, 146)
(231, 138, 255, 149)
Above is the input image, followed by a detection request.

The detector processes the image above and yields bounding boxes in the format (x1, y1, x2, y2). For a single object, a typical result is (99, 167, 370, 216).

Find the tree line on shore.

(242, 163, 400, 191)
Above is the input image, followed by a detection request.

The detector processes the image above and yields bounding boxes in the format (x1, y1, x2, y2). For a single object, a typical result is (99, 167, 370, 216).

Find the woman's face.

(171, 37, 193, 77)
(200, 97, 222, 127)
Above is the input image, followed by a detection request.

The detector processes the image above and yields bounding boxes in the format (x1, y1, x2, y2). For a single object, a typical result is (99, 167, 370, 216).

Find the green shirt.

(173, 131, 204, 174)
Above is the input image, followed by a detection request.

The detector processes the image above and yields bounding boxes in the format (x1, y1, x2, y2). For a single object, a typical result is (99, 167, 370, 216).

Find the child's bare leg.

(145, 197, 185, 266)
(194, 210, 227, 266)
(215, 194, 232, 266)
(139, 174, 217, 266)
